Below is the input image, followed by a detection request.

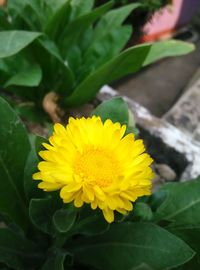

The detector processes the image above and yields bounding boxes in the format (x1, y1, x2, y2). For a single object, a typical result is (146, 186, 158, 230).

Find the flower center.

(74, 148, 120, 188)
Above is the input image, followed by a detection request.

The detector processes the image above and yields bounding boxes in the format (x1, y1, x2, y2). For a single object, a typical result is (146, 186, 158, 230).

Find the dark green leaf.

(29, 195, 62, 234)
(40, 248, 69, 270)
(4, 63, 42, 87)
(74, 214, 109, 236)
(59, 2, 113, 56)
(24, 136, 46, 200)
(71, 223, 194, 270)
(38, 36, 75, 93)
(0, 10, 11, 30)
(44, 1, 71, 40)
(132, 264, 153, 270)
(15, 103, 47, 123)
(94, 3, 141, 36)
(81, 2, 140, 71)
(170, 226, 200, 254)
(70, 0, 94, 19)
(72, 206, 109, 236)
(132, 202, 153, 221)
(53, 207, 77, 233)
(0, 228, 42, 270)
(65, 40, 194, 106)
(81, 25, 132, 75)
(0, 97, 30, 229)
(92, 97, 129, 125)
(154, 177, 200, 227)
(0, 31, 42, 58)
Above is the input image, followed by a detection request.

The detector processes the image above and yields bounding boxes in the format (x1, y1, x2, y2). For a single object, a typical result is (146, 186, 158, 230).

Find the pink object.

(141, 0, 200, 42)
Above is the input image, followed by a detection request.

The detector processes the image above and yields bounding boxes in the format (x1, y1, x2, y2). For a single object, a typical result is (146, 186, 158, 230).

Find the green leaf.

(92, 97, 129, 125)
(70, 0, 94, 19)
(40, 248, 69, 270)
(170, 226, 200, 254)
(65, 40, 194, 106)
(0, 10, 11, 30)
(71, 205, 109, 236)
(53, 207, 77, 233)
(0, 228, 42, 270)
(81, 4, 141, 72)
(29, 195, 62, 235)
(93, 3, 141, 40)
(80, 25, 132, 76)
(154, 177, 200, 227)
(132, 264, 153, 270)
(15, 103, 47, 123)
(24, 136, 46, 200)
(71, 223, 194, 270)
(175, 255, 200, 270)
(74, 214, 109, 236)
(38, 36, 75, 93)
(4, 63, 42, 87)
(44, 1, 71, 40)
(132, 202, 153, 221)
(59, 2, 113, 56)
(0, 31, 42, 58)
(143, 40, 195, 66)
(0, 97, 30, 229)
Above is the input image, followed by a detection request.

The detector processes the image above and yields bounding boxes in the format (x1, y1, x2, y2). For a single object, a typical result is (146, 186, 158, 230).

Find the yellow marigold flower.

(33, 116, 153, 223)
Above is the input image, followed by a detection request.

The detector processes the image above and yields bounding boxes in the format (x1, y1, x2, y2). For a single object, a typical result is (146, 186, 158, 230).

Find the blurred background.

(109, 0, 200, 116)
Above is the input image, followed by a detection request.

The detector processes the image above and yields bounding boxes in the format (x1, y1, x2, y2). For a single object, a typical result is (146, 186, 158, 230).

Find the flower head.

(33, 116, 153, 223)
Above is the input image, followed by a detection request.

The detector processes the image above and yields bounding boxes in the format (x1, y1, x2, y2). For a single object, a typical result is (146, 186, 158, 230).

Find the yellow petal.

(102, 208, 114, 223)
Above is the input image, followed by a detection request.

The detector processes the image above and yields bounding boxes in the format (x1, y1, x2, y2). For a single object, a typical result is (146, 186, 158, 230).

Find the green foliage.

(0, 96, 200, 270)
(111, 0, 170, 11)
(0, 0, 194, 122)
(154, 179, 200, 227)
(92, 96, 139, 136)
(65, 40, 193, 106)
(93, 97, 129, 125)
(0, 97, 30, 230)
(0, 31, 41, 58)
(70, 223, 194, 270)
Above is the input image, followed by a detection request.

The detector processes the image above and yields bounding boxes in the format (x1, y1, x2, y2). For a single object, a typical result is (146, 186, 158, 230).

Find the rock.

(155, 164, 177, 181)
(164, 76, 200, 142)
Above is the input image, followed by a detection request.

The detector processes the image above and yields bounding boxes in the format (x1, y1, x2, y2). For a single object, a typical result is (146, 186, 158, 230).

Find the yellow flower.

(33, 116, 153, 223)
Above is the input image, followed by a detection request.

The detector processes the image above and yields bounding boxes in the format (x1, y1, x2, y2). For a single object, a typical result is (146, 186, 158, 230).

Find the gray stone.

(164, 77, 200, 142)
(113, 40, 200, 117)
(155, 164, 177, 181)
